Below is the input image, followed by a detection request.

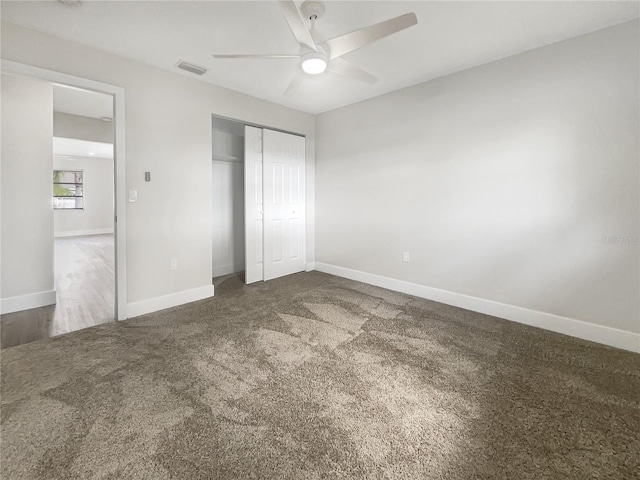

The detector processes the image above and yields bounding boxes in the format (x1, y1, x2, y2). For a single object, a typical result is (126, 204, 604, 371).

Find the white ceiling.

(53, 84, 113, 119)
(3, 1, 638, 114)
(53, 137, 113, 159)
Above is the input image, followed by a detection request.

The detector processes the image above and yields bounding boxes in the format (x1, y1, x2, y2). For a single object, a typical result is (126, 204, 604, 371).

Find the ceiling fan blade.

(284, 70, 305, 96)
(279, 0, 318, 52)
(213, 54, 300, 59)
(325, 12, 417, 59)
(327, 58, 378, 84)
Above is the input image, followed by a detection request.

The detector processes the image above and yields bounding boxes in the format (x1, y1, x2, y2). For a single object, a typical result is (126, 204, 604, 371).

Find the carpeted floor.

(1, 271, 639, 479)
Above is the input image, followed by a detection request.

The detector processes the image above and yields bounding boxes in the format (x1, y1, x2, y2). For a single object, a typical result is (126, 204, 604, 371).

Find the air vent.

(176, 60, 208, 76)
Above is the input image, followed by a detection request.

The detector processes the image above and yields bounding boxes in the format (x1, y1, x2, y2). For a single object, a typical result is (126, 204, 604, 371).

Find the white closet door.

(244, 126, 264, 284)
(263, 129, 306, 281)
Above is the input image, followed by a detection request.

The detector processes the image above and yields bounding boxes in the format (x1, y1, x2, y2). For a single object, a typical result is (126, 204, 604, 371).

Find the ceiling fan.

(212, 1, 418, 95)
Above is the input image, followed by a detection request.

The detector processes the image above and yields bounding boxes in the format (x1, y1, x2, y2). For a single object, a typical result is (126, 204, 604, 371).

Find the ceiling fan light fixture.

(301, 52, 327, 75)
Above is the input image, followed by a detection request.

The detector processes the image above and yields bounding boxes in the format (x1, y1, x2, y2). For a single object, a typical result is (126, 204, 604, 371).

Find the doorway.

(51, 84, 115, 336)
(211, 116, 246, 282)
(211, 115, 306, 287)
(0, 60, 127, 348)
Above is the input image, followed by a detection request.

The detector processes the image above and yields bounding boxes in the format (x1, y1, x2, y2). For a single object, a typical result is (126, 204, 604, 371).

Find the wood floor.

(1, 234, 115, 349)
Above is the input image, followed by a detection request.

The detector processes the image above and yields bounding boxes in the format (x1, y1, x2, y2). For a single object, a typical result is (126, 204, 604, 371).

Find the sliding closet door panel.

(263, 129, 305, 281)
(244, 126, 263, 284)
(254, 217, 263, 265)
(272, 164, 284, 204)
(272, 219, 284, 263)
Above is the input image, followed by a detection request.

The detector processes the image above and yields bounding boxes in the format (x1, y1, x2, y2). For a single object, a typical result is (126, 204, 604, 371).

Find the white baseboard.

(305, 262, 315, 272)
(212, 264, 244, 278)
(314, 262, 640, 354)
(127, 284, 215, 318)
(0, 290, 57, 315)
(54, 228, 114, 238)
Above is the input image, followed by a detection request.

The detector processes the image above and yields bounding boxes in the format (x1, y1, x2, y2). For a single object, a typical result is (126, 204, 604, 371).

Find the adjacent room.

(1, 1, 638, 479)
(51, 85, 116, 335)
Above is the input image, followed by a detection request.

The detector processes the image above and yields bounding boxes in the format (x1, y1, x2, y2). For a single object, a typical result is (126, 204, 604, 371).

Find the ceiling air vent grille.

(176, 60, 208, 76)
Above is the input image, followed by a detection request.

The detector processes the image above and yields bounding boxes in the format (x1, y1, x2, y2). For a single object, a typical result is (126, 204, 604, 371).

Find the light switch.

(128, 190, 138, 202)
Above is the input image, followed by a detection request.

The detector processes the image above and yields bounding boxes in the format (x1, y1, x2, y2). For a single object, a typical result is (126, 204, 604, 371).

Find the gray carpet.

(1, 271, 639, 479)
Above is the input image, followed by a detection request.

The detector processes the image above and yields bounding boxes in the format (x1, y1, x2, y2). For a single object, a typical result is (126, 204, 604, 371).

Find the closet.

(212, 117, 305, 284)
(211, 117, 245, 278)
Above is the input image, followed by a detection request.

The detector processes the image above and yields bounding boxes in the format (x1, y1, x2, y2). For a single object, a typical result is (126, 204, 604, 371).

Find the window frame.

(53, 169, 85, 210)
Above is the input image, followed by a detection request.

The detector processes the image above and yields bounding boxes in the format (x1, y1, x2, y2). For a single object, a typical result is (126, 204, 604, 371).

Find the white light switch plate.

(128, 190, 138, 202)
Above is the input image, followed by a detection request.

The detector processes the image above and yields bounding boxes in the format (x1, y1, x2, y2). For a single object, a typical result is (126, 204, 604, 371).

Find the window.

(53, 170, 84, 210)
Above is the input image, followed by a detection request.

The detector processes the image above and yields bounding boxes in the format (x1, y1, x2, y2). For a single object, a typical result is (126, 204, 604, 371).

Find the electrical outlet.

(170, 258, 178, 271)
(402, 252, 410, 263)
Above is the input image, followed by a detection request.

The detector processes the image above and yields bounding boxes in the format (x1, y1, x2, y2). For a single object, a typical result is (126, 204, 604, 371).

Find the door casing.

(1, 59, 128, 320)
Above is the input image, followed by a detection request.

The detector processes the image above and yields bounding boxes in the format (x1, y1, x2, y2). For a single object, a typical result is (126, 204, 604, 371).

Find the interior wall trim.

(127, 284, 215, 318)
(314, 262, 640, 353)
(0, 290, 57, 315)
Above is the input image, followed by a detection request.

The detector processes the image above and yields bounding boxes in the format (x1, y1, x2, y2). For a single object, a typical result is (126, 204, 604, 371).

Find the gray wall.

(54, 112, 113, 143)
(315, 20, 639, 335)
(1, 74, 54, 306)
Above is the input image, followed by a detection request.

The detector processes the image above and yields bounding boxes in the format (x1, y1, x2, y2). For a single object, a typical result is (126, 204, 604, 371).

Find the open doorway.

(211, 116, 246, 288)
(51, 85, 115, 336)
(0, 61, 126, 349)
